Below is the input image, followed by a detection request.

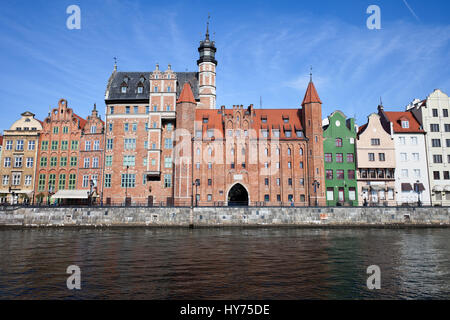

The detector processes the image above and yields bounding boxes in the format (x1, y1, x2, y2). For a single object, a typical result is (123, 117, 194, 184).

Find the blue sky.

(0, 0, 449, 131)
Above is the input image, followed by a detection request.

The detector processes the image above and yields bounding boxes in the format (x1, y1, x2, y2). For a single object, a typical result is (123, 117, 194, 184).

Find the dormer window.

(261, 117, 267, 123)
(154, 86, 158, 92)
(283, 116, 289, 123)
(296, 130, 303, 137)
(121, 86, 127, 93)
(401, 120, 409, 128)
(138, 86, 143, 94)
(203, 117, 209, 124)
(139, 76, 145, 83)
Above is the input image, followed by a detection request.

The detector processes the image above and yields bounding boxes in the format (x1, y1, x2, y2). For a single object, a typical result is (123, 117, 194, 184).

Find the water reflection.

(0, 228, 448, 299)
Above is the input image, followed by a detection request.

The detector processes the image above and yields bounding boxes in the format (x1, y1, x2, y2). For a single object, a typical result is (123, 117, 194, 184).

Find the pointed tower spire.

(177, 82, 196, 104)
(113, 57, 117, 72)
(205, 13, 210, 41)
(302, 74, 322, 105)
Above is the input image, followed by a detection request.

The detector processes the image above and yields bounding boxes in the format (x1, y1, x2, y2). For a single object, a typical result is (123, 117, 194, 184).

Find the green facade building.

(323, 111, 358, 206)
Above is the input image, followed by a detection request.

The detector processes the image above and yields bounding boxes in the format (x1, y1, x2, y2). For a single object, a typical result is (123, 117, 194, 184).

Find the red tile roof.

(177, 83, 196, 104)
(195, 107, 304, 139)
(384, 111, 424, 133)
(302, 81, 322, 105)
(73, 113, 87, 129)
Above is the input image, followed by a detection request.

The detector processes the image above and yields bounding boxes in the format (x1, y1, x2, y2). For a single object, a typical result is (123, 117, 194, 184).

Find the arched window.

(231, 148, 235, 155)
(299, 148, 303, 156)
(196, 148, 201, 156)
(208, 148, 212, 156)
(242, 148, 246, 155)
(288, 148, 291, 156)
(264, 148, 268, 156)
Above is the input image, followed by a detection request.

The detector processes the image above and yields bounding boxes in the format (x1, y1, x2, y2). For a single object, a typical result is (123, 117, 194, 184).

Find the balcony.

(358, 168, 395, 181)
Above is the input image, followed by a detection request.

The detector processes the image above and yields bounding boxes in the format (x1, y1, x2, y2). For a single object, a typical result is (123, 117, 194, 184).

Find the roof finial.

(310, 66, 313, 82)
(93, 103, 97, 111)
(113, 57, 117, 72)
(380, 96, 383, 106)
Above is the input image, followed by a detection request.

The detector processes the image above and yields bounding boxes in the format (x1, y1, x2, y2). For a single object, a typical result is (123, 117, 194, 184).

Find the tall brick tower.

(302, 74, 326, 206)
(197, 18, 217, 109)
(174, 83, 197, 206)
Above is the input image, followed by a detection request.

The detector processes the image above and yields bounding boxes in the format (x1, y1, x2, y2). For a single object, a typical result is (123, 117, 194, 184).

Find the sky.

(0, 0, 449, 131)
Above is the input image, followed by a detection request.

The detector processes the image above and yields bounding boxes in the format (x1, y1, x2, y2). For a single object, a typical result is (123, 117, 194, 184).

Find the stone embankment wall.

(0, 206, 449, 227)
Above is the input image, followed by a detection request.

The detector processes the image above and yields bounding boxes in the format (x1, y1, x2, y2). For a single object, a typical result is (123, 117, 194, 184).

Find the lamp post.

(193, 179, 200, 207)
(312, 180, 320, 207)
(415, 180, 422, 207)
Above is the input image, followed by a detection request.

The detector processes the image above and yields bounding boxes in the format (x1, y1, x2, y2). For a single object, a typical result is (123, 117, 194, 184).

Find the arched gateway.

(227, 183, 249, 206)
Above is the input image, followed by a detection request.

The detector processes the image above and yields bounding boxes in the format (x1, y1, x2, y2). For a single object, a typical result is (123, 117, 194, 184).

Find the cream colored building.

(408, 89, 450, 205)
(0, 112, 42, 204)
(356, 110, 396, 206)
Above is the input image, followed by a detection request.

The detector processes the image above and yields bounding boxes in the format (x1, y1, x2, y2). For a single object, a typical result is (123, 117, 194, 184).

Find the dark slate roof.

(105, 71, 199, 102)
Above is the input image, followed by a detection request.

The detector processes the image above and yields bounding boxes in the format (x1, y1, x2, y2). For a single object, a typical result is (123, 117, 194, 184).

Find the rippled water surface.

(0, 228, 449, 299)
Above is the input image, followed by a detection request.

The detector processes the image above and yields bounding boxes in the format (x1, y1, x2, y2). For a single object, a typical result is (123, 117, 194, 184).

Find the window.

(445, 124, 450, 132)
(71, 140, 79, 150)
(106, 139, 114, 150)
(326, 170, 333, 180)
(26, 157, 34, 168)
(124, 139, 136, 150)
(434, 171, 440, 180)
(60, 157, 67, 167)
(39, 157, 47, 167)
(347, 153, 354, 163)
(164, 138, 173, 149)
(70, 157, 77, 167)
(110, 106, 115, 114)
(14, 156, 23, 168)
(348, 188, 356, 201)
(287, 148, 291, 156)
(335, 138, 342, 147)
(299, 162, 304, 169)
(132, 123, 137, 132)
(3, 157, 11, 168)
(264, 195, 270, 202)
(124, 123, 129, 132)
(432, 139, 441, 147)
(121, 174, 136, 188)
(288, 162, 292, 169)
(92, 157, 99, 168)
(28, 140, 35, 150)
(12, 173, 21, 186)
(283, 117, 289, 123)
(82, 175, 89, 188)
(123, 155, 135, 167)
(261, 117, 267, 123)
(16, 140, 24, 151)
(288, 195, 293, 202)
(85, 141, 91, 151)
(432, 109, 438, 117)
(53, 127, 59, 134)
(430, 124, 440, 132)
(61, 141, 68, 150)
(164, 157, 172, 168)
(400, 153, 407, 162)
(59, 174, 66, 190)
(104, 174, 111, 188)
(208, 162, 212, 169)
(371, 139, 380, 146)
(153, 105, 158, 112)
(401, 120, 409, 128)
(25, 175, 32, 186)
(108, 123, 113, 132)
(296, 131, 303, 138)
(93, 141, 100, 150)
(285, 130, 291, 138)
(411, 137, 418, 145)
(265, 178, 269, 186)
(399, 137, 406, 145)
(444, 171, 450, 180)
(84, 158, 90, 168)
(413, 169, 420, 178)
(336, 170, 344, 180)
(433, 155, 443, 163)
(446, 139, 450, 148)
(48, 174, 56, 190)
(106, 155, 113, 166)
(336, 153, 343, 163)
(68, 174, 76, 190)
(444, 109, 449, 117)
(51, 141, 58, 151)
(368, 153, 375, 161)
(327, 188, 334, 201)
(38, 174, 46, 191)
(231, 163, 235, 169)
(348, 170, 355, 180)
(379, 153, 385, 161)
(401, 169, 408, 178)
(121, 86, 127, 93)
(262, 130, 269, 138)
(5, 140, 13, 150)
(273, 130, 280, 138)
(164, 174, 172, 188)
(90, 126, 97, 134)
(208, 179, 212, 186)
(207, 129, 214, 138)
(299, 178, 304, 186)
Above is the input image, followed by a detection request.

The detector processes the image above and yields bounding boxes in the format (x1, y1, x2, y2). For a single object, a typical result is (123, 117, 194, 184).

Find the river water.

(0, 228, 449, 299)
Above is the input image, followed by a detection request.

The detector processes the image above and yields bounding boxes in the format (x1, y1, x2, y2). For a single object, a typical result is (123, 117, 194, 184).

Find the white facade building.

(408, 89, 450, 205)
(382, 110, 431, 205)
